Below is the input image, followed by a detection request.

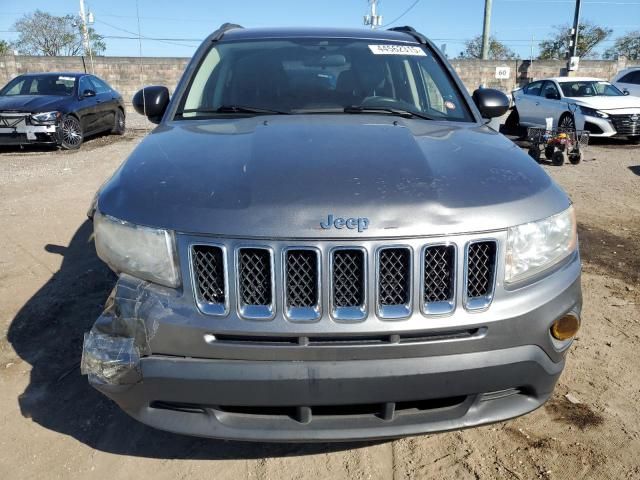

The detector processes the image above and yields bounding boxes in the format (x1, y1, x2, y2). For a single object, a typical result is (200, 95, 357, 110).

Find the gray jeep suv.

(82, 25, 582, 441)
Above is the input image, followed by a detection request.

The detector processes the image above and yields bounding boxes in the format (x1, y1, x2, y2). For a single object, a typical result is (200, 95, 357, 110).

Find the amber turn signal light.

(551, 314, 580, 341)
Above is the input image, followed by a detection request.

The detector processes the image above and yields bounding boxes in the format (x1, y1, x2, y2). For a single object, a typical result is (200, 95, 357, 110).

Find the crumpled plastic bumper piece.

(81, 277, 168, 385)
(81, 332, 140, 384)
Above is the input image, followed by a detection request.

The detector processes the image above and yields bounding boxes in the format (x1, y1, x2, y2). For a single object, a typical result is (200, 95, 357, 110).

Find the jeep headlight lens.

(94, 210, 180, 288)
(505, 206, 577, 284)
(31, 111, 61, 124)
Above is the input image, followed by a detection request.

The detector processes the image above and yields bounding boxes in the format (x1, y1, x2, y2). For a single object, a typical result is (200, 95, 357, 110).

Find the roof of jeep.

(219, 26, 421, 43)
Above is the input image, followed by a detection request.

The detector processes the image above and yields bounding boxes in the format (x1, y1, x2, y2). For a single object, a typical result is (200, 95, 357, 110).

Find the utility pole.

(567, 0, 582, 73)
(364, 0, 383, 29)
(481, 0, 493, 59)
(79, 0, 94, 73)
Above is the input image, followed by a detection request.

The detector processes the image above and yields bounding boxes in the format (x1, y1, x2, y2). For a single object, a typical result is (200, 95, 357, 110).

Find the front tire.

(60, 115, 83, 150)
(559, 113, 576, 132)
(111, 109, 125, 135)
(629, 136, 640, 145)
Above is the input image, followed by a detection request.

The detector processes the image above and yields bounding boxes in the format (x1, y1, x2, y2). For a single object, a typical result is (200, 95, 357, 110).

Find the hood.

(98, 115, 569, 239)
(0, 95, 69, 113)
(571, 95, 640, 112)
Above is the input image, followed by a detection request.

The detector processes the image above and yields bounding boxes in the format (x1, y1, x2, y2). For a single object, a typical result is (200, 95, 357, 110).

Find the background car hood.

(98, 115, 569, 239)
(571, 95, 640, 111)
(0, 95, 69, 113)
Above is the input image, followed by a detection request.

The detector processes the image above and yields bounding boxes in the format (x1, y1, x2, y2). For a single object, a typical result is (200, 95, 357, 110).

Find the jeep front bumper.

(82, 248, 581, 441)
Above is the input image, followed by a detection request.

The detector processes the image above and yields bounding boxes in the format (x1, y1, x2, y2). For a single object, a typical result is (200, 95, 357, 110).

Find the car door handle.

(535, 102, 540, 106)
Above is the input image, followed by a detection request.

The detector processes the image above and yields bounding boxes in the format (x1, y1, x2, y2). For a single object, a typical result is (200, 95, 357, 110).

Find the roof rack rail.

(211, 23, 244, 42)
(387, 26, 427, 45)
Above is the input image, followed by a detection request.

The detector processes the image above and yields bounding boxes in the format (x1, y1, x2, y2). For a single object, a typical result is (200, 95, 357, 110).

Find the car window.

(559, 80, 624, 97)
(178, 38, 474, 122)
(523, 81, 543, 96)
(0, 75, 74, 96)
(1, 77, 27, 95)
(618, 72, 635, 83)
(541, 81, 560, 99)
(78, 76, 94, 95)
(90, 76, 112, 94)
(630, 71, 640, 84)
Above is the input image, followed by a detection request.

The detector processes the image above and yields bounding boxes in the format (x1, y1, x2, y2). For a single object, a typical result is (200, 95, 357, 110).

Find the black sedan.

(0, 72, 125, 149)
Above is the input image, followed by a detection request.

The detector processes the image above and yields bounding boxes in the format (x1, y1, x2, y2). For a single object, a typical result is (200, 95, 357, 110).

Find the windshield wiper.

(177, 105, 289, 116)
(344, 105, 435, 120)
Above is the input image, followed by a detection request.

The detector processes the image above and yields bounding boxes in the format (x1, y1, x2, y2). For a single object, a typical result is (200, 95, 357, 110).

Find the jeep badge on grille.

(320, 214, 369, 233)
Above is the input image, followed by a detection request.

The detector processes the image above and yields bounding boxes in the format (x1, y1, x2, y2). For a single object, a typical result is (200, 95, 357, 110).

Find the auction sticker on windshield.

(368, 44, 426, 56)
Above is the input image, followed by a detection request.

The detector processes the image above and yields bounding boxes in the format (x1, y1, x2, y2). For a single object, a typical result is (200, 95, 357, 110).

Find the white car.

(613, 67, 640, 97)
(512, 77, 640, 143)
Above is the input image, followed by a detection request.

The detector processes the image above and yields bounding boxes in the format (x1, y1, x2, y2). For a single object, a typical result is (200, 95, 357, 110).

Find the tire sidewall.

(60, 115, 83, 150)
(113, 109, 125, 135)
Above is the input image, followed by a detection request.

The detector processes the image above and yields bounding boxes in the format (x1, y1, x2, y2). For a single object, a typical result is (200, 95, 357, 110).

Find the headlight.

(505, 206, 577, 284)
(578, 106, 608, 118)
(94, 210, 180, 288)
(30, 111, 61, 124)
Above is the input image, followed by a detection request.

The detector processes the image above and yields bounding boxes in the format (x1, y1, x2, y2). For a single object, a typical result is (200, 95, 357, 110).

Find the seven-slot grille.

(466, 242, 497, 300)
(286, 250, 319, 308)
(191, 240, 498, 318)
(378, 248, 410, 306)
(238, 248, 272, 306)
(423, 245, 455, 303)
(192, 245, 225, 304)
(332, 249, 365, 308)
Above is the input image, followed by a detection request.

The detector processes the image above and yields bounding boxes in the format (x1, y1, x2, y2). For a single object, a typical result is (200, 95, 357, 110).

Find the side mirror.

(545, 92, 560, 100)
(133, 86, 170, 124)
(623, 89, 630, 96)
(471, 88, 510, 119)
(82, 89, 96, 98)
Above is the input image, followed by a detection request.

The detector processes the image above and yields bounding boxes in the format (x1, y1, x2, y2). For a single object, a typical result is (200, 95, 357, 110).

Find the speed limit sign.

(495, 66, 511, 79)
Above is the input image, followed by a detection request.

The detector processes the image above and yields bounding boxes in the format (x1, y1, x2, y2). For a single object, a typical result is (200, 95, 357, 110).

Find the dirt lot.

(0, 132, 639, 480)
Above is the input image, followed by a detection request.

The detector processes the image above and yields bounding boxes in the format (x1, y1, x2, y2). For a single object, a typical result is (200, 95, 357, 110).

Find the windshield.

(177, 38, 473, 122)
(0, 74, 76, 97)
(559, 80, 624, 98)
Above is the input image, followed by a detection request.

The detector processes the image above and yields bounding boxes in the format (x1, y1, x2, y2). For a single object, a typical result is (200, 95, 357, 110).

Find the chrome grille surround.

(421, 243, 456, 316)
(187, 233, 503, 330)
(190, 244, 229, 316)
(376, 246, 413, 319)
(235, 246, 276, 320)
(463, 240, 498, 312)
(283, 247, 322, 322)
(330, 247, 368, 322)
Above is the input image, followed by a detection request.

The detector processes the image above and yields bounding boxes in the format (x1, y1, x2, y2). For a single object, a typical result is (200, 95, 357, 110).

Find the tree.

(459, 35, 517, 60)
(538, 21, 611, 60)
(12, 10, 105, 56)
(0, 40, 11, 55)
(603, 31, 640, 60)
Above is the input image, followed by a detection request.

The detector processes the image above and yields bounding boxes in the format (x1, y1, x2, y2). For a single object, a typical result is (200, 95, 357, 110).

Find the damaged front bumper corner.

(80, 277, 170, 385)
(0, 112, 60, 145)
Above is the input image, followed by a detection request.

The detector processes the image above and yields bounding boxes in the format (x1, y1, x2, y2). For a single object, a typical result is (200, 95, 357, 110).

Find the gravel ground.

(0, 130, 638, 480)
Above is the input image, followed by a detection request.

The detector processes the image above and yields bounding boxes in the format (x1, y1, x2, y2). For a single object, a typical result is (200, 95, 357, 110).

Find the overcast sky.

(1, 0, 639, 58)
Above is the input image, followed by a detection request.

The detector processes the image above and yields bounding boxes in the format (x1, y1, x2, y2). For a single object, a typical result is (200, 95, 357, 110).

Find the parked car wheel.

(559, 113, 575, 131)
(629, 136, 640, 145)
(552, 150, 565, 166)
(60, 115, 84, 150)
(568, 151, 582, 165)
(112, 109, 126, 135)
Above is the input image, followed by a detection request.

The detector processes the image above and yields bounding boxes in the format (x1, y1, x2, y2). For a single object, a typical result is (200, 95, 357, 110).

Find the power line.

(382, 0, 422, 27)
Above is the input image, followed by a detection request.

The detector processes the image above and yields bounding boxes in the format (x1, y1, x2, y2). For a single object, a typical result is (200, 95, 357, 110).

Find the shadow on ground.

(7, 220, 375, 459)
